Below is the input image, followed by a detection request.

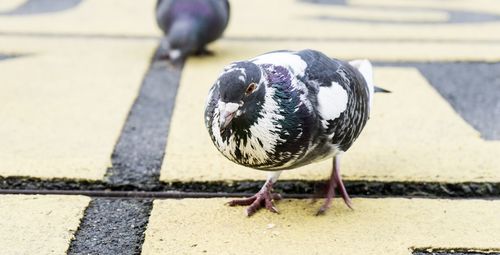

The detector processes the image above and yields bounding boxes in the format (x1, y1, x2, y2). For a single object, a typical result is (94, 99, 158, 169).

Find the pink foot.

(316, 155, 353, 215)
(228, 182, 282, 216)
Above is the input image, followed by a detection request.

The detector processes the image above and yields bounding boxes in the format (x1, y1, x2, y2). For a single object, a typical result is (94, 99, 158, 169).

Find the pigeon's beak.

(219, 102, 240, 132)
(220, 111, 236, 130)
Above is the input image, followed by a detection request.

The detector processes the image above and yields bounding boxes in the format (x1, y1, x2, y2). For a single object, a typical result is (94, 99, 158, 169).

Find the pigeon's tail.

(348, 59, 374, 107)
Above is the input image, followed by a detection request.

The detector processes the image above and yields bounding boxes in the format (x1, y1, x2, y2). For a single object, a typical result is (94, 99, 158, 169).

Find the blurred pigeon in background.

(205, 49, 389, 216)
(156, 0, 230, 62)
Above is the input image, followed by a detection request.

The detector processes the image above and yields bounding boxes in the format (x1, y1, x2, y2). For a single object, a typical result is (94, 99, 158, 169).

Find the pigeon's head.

(213, 61, 265, 132)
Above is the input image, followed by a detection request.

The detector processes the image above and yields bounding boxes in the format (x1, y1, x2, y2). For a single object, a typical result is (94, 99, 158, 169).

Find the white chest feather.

(211, 86, 284, 165)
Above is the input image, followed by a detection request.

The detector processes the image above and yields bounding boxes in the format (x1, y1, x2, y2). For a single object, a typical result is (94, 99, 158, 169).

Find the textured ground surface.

(0, 0, 499, 254)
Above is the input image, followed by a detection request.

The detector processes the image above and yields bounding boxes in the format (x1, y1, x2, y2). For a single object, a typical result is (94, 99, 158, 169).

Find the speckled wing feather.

(296, 50, 371, 152)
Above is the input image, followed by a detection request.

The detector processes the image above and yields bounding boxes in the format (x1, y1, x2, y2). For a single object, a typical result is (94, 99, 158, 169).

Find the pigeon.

(155, 0, 230, 61)
(204, 49, 388, 216)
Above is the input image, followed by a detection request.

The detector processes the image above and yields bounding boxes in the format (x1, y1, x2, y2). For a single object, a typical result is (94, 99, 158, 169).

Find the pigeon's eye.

(245, 83, 256, 95)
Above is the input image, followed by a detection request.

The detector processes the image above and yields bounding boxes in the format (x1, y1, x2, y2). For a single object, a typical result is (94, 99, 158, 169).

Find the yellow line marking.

(0, 37, 155, 180)
(1, 0, 499, 45)
(142, 198, 500, 254)
(1, 0, 498, 61)
(345, 67, 500, 182)
(302, 6, 449, 23)
(216, 40, 500, 62)
(225, 0, 500, 41)
(0, 195, 90, 255)
(0, 0, 25, 12)
(351, 0, 500, 15)
(160, 42, 500, 183)
(0, 0, 160, 36)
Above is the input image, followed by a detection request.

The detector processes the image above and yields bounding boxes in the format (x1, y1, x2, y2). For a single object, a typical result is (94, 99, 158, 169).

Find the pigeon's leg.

(317, 155, 353, 215)
(228, 171, 282, 216)
(312, 174, 336, 205)
(334, 156, 353, 209)
(311, 176, 338, 203)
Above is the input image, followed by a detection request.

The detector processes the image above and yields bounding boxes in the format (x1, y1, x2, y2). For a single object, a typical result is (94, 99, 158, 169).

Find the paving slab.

(0, 194, 90, 255)
(0, 0, 159, 36)
(160, 45, 500, 183)
(0, 36, 156, 180)
(142, 198, 500, 255)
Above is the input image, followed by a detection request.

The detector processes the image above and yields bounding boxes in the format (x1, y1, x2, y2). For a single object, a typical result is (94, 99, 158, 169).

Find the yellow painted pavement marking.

(0, 37, 156, 179)
(0, 0, 498, 61)
(0, 0, 160, 36)
(344, 68, 500, 182)
(142, 198, 500, 255)
(213, 40, 500, 62)
(225, 0, 500, 42)
(0, 195, 90, 255)
(313, 7, 449, 23)
(0, 0, 25, 12)
(351, 0, 500, 15)
(1, 0, 498, 43)
(160, 41, 500, 183)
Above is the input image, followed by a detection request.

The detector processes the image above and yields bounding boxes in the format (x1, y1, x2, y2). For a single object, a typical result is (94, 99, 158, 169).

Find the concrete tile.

(142, 198, 500, 255)
(0, 195, 90, 255)
(0, 37, 156, 179)
(160, 43, 500, 183)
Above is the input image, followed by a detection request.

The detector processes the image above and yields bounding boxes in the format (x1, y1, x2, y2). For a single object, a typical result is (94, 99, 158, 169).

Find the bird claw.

(228, 189, 281, 217)
(316, 205, 329, 216)
(314, 156, 353, 215)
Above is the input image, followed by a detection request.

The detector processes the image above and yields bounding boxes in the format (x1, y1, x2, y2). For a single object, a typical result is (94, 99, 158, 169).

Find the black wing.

(296, 49, 370, 152)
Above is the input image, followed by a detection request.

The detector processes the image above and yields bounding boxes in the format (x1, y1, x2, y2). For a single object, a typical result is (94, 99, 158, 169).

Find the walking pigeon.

(155, 0, 230, 61)
(204, 49, 387, 216)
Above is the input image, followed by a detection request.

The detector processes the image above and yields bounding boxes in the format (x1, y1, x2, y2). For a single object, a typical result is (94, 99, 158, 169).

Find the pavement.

(0, 0, 499, 254)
